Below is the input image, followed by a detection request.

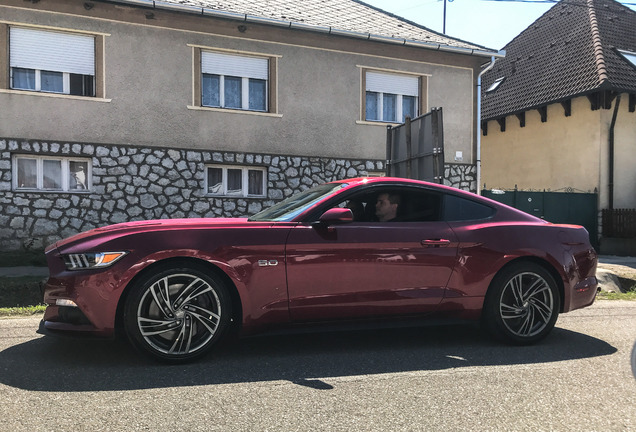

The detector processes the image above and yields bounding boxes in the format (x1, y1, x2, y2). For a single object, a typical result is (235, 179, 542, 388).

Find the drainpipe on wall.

(476, 56, 497, 195)
(608, 93, 621, 210)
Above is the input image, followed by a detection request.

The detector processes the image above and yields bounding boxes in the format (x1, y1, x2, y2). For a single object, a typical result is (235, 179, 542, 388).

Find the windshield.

(249, 183, 347, 222)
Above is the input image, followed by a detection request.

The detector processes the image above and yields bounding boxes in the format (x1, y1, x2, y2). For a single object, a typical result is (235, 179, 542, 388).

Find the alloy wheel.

(499, 271, 555, 338)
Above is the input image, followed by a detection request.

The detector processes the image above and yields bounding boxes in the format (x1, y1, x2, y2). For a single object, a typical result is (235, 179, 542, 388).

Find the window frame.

(361, 69, 426, 124)
(12, 155, 92, 192)
(205, 164, 267, 198)
(0, 24, 106, 99)
(192, 47, 280, 116)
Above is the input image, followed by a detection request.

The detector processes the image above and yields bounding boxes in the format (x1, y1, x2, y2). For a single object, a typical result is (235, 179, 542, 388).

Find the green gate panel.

(482, 190, 598, 249)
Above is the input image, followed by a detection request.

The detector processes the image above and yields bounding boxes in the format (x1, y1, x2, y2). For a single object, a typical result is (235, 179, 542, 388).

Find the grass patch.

(0, 250, 46, 267)
(0, 276, 47, 316)
(597, 290, 636, 301)
(0, 305, 46, 317)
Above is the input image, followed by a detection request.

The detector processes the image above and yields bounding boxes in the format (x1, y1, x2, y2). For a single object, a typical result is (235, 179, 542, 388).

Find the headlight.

(63, 252, 127, 270)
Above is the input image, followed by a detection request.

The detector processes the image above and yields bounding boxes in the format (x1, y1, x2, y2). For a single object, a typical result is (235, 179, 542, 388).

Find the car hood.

(47, 218, 269, 252)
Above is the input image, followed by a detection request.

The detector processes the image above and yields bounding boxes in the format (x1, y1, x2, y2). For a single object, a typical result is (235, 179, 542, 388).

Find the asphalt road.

(1, 300, 635, 432)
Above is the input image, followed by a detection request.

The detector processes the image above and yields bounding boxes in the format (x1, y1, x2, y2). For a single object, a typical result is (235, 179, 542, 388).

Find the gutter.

(102, 0, 505, 58)
(476, 56, 497, 195)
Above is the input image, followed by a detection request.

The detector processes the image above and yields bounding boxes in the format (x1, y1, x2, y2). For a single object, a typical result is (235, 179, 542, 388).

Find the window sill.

(188, 106, 283, 118)
(356, 120, 402, 127)
(13, 189, 92, 194)
(206, 194, 267, 199)
(0, 89, 111, 102)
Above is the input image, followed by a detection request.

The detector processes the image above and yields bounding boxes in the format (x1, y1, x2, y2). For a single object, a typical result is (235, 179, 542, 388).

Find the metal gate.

(482, 188, 599, 248)
(385, 108, 445, 183)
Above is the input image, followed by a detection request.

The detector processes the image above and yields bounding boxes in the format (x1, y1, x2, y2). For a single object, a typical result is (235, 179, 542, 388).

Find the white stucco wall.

(481, 94, 636, 209)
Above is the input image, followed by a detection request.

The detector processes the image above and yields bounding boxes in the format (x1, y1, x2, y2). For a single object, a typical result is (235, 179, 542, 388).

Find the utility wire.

(480, 0, 636, 6)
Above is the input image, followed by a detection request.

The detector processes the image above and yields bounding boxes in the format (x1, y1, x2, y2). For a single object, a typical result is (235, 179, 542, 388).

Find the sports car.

(41, 177, 598, 362)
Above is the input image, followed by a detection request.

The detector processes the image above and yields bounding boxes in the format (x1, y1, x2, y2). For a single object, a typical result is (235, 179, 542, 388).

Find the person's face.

(375, 193, 397, 222)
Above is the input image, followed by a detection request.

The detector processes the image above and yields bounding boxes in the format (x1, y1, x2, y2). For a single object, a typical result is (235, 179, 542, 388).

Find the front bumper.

(41, 247, 129, 337)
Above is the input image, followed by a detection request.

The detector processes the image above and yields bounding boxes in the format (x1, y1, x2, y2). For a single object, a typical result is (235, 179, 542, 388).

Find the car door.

(285, 219, 459, 322)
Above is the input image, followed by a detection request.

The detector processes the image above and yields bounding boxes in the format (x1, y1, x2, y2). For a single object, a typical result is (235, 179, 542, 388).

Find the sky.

(363, 0, 636, 50)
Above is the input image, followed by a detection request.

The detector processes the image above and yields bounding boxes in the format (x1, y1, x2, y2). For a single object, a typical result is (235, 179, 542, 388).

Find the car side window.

(332, 189, 443, 223)
(396, 190, 442, 222)
(443, 194, 495, 221)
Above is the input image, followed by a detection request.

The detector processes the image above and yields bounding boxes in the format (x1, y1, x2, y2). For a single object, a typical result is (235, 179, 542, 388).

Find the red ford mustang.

(42, 177, 598, 362)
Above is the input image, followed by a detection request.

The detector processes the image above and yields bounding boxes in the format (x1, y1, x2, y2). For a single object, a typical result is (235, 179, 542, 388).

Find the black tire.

(483, 262, 560, 345)
(123, 263, 231, 363)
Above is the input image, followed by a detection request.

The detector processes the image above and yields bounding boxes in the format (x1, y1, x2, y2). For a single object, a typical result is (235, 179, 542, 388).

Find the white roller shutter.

(10, 27, 95, 76)
(366, 71, 418, 96)
(202, 51, 268, 80)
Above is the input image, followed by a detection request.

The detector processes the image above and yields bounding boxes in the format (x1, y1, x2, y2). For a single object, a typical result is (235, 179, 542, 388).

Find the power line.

(480, 0, 636, 5)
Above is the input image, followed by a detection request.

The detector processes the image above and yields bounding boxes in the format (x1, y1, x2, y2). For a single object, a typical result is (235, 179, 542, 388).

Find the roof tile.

(481, 0, 636, 120)
(157, 0, 489, 50)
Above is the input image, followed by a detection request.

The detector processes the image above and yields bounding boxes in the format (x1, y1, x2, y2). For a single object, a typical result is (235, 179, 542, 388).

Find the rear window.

(443, 195, 495, 221)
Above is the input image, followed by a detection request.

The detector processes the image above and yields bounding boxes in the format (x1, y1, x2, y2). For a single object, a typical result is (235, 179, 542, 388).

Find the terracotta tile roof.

(481, 0, 636, 121)
(136, 0, 491, 51)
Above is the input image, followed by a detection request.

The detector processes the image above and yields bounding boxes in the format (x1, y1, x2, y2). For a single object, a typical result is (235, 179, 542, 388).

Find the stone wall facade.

(443, 164, 477, 193)
(0, 138, 475, 252)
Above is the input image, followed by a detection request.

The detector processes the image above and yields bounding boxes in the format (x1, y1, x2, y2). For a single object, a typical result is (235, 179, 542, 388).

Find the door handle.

(421, 239, 451, 247)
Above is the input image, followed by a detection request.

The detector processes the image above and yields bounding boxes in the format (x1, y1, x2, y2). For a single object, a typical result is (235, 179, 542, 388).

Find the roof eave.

(101, 0, 504, 58)
(481, 85, 636, 121)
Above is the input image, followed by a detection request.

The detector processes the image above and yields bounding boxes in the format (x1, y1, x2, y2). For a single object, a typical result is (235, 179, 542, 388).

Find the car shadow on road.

(0, 324, 616, 392)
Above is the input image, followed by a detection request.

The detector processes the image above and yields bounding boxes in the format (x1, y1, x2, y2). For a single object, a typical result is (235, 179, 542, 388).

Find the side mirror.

(318, 207, 354, 224)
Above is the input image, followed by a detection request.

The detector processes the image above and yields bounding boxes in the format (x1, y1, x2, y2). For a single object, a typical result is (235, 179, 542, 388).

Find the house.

(0, 0, 500, 251)
(480, 0, 636, 252)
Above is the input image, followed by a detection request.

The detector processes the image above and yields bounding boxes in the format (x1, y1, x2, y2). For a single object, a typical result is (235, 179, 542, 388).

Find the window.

(13, 156, 91, 191)
(206, 165, 266, 197)
(201, 52, 268, 112)
(365, 71, 419, 123)
(9, 27, 96, 97)
(617, 49, 636, 70)
(485, 77, 505, 93)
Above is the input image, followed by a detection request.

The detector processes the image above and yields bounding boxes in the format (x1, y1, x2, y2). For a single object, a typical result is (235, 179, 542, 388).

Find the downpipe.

(608, 94, 621, 210)
(476, 56, 497, 195)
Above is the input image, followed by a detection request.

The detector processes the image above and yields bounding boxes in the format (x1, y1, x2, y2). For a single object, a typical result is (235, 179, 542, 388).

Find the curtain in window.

(248, 170, 264, 195)
(402, 96, 416, 122)
(17, 158, 37, 188)
(227, 169, 242, 195)
(41, 71, 64, 93)
(365, 92, 378, 121)
(12, 68, 35, 90)
(224, 77, 242, 109)
(383, 94, 397, 123)
(202, 74, 220, 107)
(207, 167, 222, 194)
(43, 160, 62, 189)
(248, 79, 267, 111)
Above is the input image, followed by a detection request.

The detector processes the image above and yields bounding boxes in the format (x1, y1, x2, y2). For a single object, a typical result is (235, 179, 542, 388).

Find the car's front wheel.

(483, 262, 560, 345)
(123, 263, 231, 363)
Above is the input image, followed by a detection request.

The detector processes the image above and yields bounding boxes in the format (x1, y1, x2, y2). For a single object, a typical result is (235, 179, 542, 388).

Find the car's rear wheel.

(123, 263, 231, 363)
(483, 262, 560, 345)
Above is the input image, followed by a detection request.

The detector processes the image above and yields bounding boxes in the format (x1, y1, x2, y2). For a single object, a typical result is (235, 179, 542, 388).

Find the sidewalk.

(598, 255, 636, 269)
(0, 266, 49, 278)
